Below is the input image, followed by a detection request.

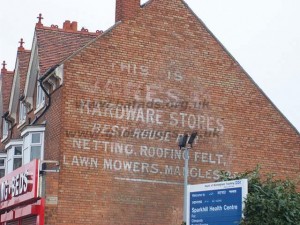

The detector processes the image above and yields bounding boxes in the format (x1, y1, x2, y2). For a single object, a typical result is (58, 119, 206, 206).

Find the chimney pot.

(71, 21, 78, 32)
(63, 20, 71, 31)
(115, 0, 140, 23)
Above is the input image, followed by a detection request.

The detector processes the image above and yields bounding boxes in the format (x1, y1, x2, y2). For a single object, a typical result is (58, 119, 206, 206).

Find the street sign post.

(187, 179, 248, 225)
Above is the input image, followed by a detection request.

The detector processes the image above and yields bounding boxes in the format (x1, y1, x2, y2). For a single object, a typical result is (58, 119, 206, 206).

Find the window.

(21, 125, 45, 165)
(6, 146, 22, 174)
(0, 157, 6, 178)
(2, 119, 9, 140)
(36, 81, 45, 110)
(19, 102, 27, 124)
(23, 132, 44, 165)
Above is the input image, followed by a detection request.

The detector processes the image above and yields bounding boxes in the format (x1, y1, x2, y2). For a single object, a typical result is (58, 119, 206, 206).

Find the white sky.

(0, 0, 299, 132)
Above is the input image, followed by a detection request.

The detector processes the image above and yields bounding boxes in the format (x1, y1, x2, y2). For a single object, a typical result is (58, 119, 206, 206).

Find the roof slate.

(18, 50, 31, 95)
(36, 27, 99, 74)
(2, 71, 14, 113)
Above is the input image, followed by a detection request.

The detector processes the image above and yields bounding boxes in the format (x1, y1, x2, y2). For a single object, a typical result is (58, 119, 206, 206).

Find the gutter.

(31, 64, 59, 125)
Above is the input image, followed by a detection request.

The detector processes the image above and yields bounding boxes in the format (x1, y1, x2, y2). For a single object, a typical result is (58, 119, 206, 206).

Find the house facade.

(0, 0, 299, 224)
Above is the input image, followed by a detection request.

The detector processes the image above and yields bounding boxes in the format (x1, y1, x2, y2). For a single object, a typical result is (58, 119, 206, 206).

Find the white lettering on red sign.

(0, 170, 29, 202)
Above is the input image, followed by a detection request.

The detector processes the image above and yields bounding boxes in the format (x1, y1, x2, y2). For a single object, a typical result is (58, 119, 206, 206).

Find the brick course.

(54, 0, 299, 224)
(1, 0, 299, 224)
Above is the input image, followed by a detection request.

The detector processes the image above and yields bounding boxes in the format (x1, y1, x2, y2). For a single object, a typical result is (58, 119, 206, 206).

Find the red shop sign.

(0, 159, 39, 210)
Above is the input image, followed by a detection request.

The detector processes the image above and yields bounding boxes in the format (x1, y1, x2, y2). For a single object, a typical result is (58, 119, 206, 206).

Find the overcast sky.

(0, 0, 299, 132)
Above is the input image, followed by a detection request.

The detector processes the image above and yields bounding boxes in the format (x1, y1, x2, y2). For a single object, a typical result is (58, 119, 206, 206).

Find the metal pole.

(183, 147, 190, 223)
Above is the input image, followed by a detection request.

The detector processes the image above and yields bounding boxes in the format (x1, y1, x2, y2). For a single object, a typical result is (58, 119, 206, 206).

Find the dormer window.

(36, 81, 45, 111)
(19, 101, 27, 124)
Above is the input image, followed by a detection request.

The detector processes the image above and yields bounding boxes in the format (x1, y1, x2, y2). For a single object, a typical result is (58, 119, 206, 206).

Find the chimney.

(115, 0, 140, 22)
(71, 21, 78, 32)
(63, 20, 78, 32)
(63, 20, 71, 30)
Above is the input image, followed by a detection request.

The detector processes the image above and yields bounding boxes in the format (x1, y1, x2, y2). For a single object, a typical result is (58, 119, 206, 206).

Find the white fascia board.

(21, 125, 46, 137)
(0, 153, 7, 158)
(0, 90, 3, 127)
(24, 34, 38, 108)
(8, 59, 20, 120)
(5, 139, 23, 150)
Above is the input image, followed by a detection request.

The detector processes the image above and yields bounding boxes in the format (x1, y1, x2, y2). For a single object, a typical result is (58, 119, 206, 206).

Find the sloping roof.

(7, 49, 31, 119)
(1, 71, 14, 113)
(36, 27, 99, 74)
(18, 50, 31, 94)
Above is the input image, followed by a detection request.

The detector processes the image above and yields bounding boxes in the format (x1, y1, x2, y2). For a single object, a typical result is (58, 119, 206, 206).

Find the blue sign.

(188, 179, 248, 225)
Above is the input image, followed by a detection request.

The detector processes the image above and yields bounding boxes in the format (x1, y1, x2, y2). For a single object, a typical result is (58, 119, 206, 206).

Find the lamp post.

(179, 132, 197, 225)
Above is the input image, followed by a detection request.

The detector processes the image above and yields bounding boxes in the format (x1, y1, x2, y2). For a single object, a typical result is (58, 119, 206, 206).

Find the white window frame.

(6, 145, 22, 174)
(0, 153, 7, 178)
(2, 119, 9, 141)
(35, 81, 45, 113)
(21, 126, 45, 165)
(4, 139, 23, 174)
(19, 101, 27, 125)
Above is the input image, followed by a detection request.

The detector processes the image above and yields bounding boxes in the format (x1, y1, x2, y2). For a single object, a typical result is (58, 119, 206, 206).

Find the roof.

(1, 70, 14, 113)
(17, 50, 31, 94)
(35, 26, 100, 74)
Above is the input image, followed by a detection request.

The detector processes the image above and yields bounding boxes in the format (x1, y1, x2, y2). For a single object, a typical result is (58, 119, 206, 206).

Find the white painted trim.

(17, 120, 26, 129)
(8, 59, 20, 121)
(54, 64, 64, 85)
(0, 90, 3, 128)
(1, 136, 8, 143)
(5, 139, 23, 150)
(24, 34, 37, 97)
(115, 177, 183, 185)
(21, 125, 46, 137)
(24, 34, 39, 109)
(0, 153, 7, 158)
(34, 101, 45, 115)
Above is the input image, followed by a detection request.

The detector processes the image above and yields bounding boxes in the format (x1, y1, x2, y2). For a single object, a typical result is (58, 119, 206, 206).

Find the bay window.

(0, 154, 6, 178)
(4, 139, 23, 174)
(6, 145, 22, 174)
(21, 126, 45, 165)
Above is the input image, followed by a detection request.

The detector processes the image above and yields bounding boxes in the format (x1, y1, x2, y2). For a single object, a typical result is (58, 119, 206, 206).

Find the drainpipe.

(31, 64, 59, 125)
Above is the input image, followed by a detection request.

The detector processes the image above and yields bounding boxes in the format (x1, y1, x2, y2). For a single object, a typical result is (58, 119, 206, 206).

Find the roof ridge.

(35, 25, 103, 36)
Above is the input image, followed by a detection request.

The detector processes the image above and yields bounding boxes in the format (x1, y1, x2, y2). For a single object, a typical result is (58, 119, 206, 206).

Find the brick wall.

(42, 88, 62, 225)
(47, 0, 299, 224)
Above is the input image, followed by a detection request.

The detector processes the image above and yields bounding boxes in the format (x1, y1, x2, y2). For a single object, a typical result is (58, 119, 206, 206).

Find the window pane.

(7, 159, 13, 174)
(0, 159, 5, 167)
(19, 102, 26, 122)
(3, 120, 8, 137)
(32, 133, 41, 143)
(0, 169, 5, 178)
(23, 147, 30, 165)
(30, 146, 41, 161)
(14, 146, 22, 156)
(24, 134, 30, 148)
(13, 158, 22, 170)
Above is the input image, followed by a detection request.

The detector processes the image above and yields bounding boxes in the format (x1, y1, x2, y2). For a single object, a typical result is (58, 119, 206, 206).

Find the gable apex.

(179, 0, 300, 135)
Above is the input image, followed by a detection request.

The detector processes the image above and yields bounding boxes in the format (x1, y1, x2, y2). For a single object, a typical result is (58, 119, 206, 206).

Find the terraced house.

(0, 0, 299, 224)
